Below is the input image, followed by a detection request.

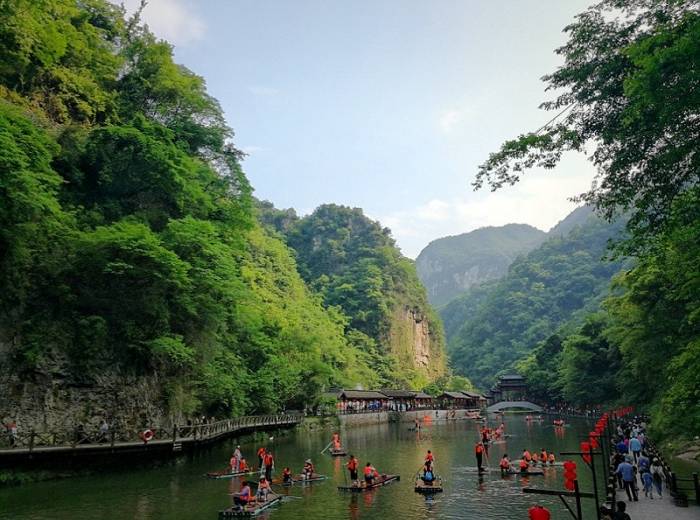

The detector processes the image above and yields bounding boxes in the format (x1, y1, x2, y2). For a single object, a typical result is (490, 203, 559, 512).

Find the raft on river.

(219, 493, 283, 518)
(337, 474, 400, 491)
(414, 477, 443, 493)
(276, 473, 327, 485)
(207, 469, 257, 479)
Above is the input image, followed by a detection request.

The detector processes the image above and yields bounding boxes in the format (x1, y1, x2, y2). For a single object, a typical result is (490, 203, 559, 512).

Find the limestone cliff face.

(387, 304, 446, 384)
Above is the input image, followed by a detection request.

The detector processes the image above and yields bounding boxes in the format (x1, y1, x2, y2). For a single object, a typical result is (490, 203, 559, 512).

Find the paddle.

(320, 440, 333, 454)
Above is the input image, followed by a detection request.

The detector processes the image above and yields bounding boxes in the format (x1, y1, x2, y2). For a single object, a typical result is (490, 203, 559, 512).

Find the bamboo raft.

(414, 477, 443, 493)
(277, 473, 327, 486)
(207, 470, 257, 479)
(219, 494, 283, 518)
(338, 474, 400, 492)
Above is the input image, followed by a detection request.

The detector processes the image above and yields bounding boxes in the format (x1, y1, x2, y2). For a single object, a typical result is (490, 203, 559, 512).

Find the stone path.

(614, 488, 699, 520)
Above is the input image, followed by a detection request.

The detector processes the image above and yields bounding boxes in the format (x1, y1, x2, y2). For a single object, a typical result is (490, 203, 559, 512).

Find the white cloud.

(439, 109, 464, 133)
(377, 153, 596, 258)
(120, 0, 205, 47)
(249, 86, 280, 97)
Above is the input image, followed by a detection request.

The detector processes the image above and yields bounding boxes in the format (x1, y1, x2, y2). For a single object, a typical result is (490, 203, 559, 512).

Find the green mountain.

(415, 224, 547, 307)
(444, 212, 627, 389)
(259, 202, 447, 388)
(0, 0, 397, 433)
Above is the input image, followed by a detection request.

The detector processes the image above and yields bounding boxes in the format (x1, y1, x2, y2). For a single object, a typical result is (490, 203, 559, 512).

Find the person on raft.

(232, 480, 254, 508)
(302, 459, 315, 479)
(499, 454, 512, 474)
(421, 461, 435, 485)
(414, 418, 421, 430)
(238, 458, 249, 472)
(522, 449, 532, 464)
(519, 457, 530, 474)
(256, 476, 271, 502)
(263, 450, 274, 481)
(475, 441, 486, 472)
(347, 455, 359, 486)
(539, 449, 548, 466)
(331, 432, 342, 450)
(547, 453, 556, 465)
(363, 462, 379, 486)
(425, 450, 434, 469)
(282, 467, 292, 484)
(232, 445, 242, 472)
(257, 446, 266, 469)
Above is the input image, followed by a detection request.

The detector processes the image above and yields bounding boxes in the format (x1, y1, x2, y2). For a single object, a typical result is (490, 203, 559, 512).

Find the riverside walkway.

(614, 493, 699, 520)
(0, 414, 301, 466)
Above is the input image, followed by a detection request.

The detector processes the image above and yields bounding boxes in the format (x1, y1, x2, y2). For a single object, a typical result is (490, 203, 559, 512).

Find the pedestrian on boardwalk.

(615, 457, 638, 501)
(629, 436, 642, 463)
(642, 470, 654, 499)
(650, 457, 664, 498)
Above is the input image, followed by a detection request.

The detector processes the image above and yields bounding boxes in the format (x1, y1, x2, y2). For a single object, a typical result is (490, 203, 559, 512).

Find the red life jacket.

(475, 444, 484, 454)
(364, 466, 373, 476)
(528, 505, 551, 520)
(500, 458, 510, 469)
(347, 459, 358, 471)
(263, 453, 273, 466)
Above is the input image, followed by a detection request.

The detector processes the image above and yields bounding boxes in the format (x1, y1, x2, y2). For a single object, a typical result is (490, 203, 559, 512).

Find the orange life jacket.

(364, 466, 373, 476)
(500, 458, 510, 469)
(523, 450, 531, 461)
(257, 447, 265, 457)
(239, 460, 247, 471)
(475, 444, 484, 454)
(519, 459, 529, 470)
(263, 453, 273, 466)
(347, 459, 358, 471)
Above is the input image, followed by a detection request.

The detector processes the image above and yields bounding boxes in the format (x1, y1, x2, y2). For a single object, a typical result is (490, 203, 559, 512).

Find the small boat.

(329, 448, 347, 457)
(219, 493, 283, 518)
(338, 474, 400, 492)
(414, 476, 443, 493)
(276, 474, 327, 486)
(207, 470, 257, 479)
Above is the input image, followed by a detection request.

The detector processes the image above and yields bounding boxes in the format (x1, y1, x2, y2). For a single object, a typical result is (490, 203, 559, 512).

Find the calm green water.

(1, 415, 602, 519)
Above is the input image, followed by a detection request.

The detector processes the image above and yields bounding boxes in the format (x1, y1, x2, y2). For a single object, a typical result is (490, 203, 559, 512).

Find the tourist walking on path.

(650, 457, 664, 498)
(641, 470, 654, 499)
(629, 436, 642, 463)
(615, 457, 638, 501)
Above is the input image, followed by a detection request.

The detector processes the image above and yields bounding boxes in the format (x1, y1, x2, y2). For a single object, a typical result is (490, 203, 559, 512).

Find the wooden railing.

(0, 414, 301, 453)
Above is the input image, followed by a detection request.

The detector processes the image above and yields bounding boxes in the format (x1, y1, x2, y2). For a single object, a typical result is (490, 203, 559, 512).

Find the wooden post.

(172, 424, 177, 444)
(110, 430, 115, 449)
(574, 479, 583, 520)
(671, 472, 678, 496)
(693, 473, 699, 505)
(29, 429, 35, 453)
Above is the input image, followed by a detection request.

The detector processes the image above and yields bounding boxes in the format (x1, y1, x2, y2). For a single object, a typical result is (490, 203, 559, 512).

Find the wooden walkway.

(614, 489, 699, 520)
(0, 414, 301, 464)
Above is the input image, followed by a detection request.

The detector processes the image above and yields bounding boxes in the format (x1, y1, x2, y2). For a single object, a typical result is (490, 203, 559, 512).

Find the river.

(1, 415, 606, 519)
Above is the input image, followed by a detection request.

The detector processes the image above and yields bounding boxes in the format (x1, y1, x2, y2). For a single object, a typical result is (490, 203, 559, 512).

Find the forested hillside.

(445, 213, 627, 388)
(416, 224, 546, 307)
(259, 202, 447, 387)
(0, 0, 436, 431)
(475, 0, 700, 442)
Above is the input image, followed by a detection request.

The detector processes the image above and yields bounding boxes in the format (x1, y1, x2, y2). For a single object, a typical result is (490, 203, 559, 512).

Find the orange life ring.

(141, 429, 154, 442)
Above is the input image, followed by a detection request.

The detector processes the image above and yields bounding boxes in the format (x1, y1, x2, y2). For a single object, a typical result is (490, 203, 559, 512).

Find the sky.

(123, 0, 596, 258)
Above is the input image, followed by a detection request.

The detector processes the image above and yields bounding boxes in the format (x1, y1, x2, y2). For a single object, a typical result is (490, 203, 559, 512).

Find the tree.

(476, 0, 700, 250)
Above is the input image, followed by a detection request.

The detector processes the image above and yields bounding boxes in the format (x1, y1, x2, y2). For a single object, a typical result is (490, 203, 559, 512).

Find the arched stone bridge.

(486, 401, 543, 413)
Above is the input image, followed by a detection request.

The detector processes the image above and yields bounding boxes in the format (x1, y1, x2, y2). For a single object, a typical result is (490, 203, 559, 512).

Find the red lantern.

(563, 460, 577, 491)
(589, 431, 600, 449)
(580, 441, 591, 464)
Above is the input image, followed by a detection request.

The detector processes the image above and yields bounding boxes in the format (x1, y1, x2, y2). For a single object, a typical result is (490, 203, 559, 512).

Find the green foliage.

(259, 203, 447, 387)
(447, 214, 626, 389)
(476, 0, 700, 251)
(0, 0, 382, 419)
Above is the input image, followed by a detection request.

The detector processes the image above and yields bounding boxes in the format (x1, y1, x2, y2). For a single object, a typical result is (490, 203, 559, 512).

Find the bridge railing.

(0, 414, 302, 452)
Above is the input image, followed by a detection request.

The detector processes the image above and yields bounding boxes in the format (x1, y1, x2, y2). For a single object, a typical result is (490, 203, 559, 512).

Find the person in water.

(499, 454, 512, 474)
(363, 462, 379, 486)
(475, 441, 486, 472)
(347, 455, 359, 486)
(282, 467, 292, 484)
(233, 480, 253, 508)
